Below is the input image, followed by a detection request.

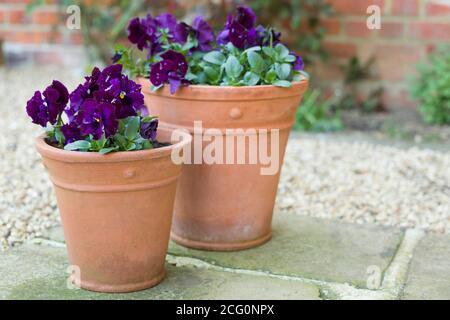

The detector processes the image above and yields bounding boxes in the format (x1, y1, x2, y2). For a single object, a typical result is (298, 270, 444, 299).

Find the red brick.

(323, 41, 357, 58)
(426, 2, 450, 16)
(0, 11, 5, 23)
(379, 22, 405, 38)
(392, 0, 419, 15)
(8, 9, 25, 24)
(328, 0, 385, 15)
(6, 31, 61, 44)
(70, 32, 83, 45)
(321, 18, 341, 35)
(408, 22, 450, 40)
(310, 61, 343, 81)
(344, 20, 372, 37)
(373, 45, 422, 81)
(32, 10, 60, 25)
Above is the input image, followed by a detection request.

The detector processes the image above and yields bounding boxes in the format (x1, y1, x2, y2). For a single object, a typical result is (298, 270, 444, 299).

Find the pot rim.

(35, 127, 192, 163)
(138, 78, 308, 90)
(137, 78, 309, 101)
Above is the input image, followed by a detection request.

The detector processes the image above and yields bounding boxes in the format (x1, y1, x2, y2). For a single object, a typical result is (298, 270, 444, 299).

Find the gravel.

(0, 66, 449, 249)
(0, 66, 80, 249)
(276, 137, 450, 234)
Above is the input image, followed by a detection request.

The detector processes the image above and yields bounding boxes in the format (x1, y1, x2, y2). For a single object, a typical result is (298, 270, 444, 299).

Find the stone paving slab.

(402, 234, 450, 300)
(169, 213, 404, 288)
(0, 244, 320, 300)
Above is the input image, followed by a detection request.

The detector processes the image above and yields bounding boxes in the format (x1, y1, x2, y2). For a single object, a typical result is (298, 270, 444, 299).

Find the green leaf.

(225, 55, 243, 79)
(262, 47, 275, 57)
(275, 43, 289, 59)
(273, 80, 292, 88)
(185, 72, 197, 81)
(203, 51, 226, 65)
(276, 63, 292, 80)
(54, 127, 65, 146)
(284, 55, 297, 63)
(243, 72, 260, 86)
(244, 46, 262, 54)
(125, 142, 137, 151)
(99, 146, 118, 155)
(204, 66, 220, 82)
(247, 51, 265, 74)
(90, 136, 106, 151)
(124, 116, 140, 140)
(64, 140, 91, 152)
(265, 69, 277, 83)
(142, 140, 153, 150)
(114, 134, 127, 149)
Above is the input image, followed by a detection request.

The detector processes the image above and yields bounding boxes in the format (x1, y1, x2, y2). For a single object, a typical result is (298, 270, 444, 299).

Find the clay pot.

(139, 80, 308, 251)
(35, 128, 191, 292)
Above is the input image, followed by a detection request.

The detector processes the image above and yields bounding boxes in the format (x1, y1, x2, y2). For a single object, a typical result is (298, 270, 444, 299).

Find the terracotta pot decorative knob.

(123, 168, 136, 178)
(229, 107, 243, 119)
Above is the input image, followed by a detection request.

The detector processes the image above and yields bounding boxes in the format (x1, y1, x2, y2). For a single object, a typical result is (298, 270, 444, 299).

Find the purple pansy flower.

(60, 122, 81, 144)
(150, 50, 188, 94)
(217, 15, 232, 46)
(235, 6, 256, 29)
(217, 6, 258, 48)
(114, 76, 147, 118)
(43, 80, 69, 124)
(68, 67, 101, 121)
(293, 53, 304, 71)
(191, 16, 214, 51)
(127, 15, 158, 51)
(174, 16, 214, 52)
(140, 118, 158, 141)
(76, 100, 118, 140)
(26, 91, 48, 127)
(26, 81, 69, 127)
(155, 13, 178, 34)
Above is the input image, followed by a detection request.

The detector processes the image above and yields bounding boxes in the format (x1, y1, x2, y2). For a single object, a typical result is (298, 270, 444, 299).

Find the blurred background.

(0, 0, 449, 140)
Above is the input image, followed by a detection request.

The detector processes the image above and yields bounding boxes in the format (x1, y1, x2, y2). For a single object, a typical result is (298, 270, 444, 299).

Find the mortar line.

(166, 254, 395, 300)
(380, 228, 426, 298)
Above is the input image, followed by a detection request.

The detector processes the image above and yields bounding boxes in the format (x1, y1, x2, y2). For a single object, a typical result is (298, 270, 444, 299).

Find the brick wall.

(0, 0, 84, 66)
(316, 0, 450, 109)
(1, 0, 449, 109)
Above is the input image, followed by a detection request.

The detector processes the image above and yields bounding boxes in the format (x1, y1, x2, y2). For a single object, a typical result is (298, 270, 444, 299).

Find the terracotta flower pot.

(139, 80, 308, 251)
(35, 128, 191, 293)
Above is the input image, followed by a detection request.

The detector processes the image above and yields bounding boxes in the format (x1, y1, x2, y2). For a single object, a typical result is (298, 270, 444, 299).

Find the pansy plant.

(26, 65, 159, 153)
(115, 6, 307, 93)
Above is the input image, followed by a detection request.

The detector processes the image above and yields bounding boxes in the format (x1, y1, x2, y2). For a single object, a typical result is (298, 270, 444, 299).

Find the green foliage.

(294, 89, 343, 132)
(113, 44, 149, 78)
(249, 0, 333, 64)
(411, 47, 450, 125)
(63, 116, 155, 153)
(186, 43, 307, 87)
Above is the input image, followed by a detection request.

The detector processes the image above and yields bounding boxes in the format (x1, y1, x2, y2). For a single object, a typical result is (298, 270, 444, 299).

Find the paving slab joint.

(381, 228, 426, 298)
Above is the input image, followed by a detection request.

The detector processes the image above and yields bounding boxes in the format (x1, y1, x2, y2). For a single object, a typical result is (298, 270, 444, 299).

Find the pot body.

(139, 80, 308, 251)
(35, 128, 191, 292)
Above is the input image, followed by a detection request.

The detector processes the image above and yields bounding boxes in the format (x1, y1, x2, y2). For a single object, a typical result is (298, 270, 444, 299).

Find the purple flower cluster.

(26, 80, 69, 127)
(26, 65, 154, 146)
(216, 6, 279, 49)
(124, 6, 305, 93)
(150, 50, 189, 94)
(67, 64, 147, 140)
(127, 13, 214, 56)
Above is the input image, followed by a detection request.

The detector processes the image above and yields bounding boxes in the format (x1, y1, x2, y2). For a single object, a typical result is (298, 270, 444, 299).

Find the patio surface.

(1, 212, 449, 300)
